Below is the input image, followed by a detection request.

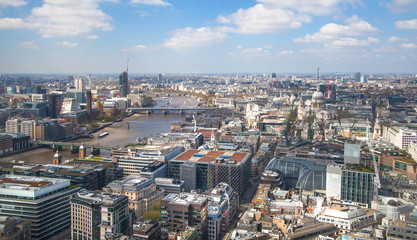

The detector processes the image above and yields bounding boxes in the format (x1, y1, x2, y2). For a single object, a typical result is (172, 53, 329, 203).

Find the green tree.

(142, 201, 161, 221)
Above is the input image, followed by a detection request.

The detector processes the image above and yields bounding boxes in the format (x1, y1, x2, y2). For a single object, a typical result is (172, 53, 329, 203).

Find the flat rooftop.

(173, 149, 250, 164)
(163, 192, 207, 206)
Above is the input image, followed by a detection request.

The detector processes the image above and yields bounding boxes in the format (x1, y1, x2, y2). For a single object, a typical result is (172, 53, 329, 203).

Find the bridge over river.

(126, 107, 214, 114)
(38, 141, 116, 155)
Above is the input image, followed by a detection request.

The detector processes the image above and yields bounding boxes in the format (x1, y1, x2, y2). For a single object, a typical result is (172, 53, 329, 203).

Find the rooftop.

(163, 192, 208, 206)
(173, 149, 250, 164)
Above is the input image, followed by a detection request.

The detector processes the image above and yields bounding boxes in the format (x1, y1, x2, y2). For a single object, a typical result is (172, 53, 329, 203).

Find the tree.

(142, 201, 161, 221)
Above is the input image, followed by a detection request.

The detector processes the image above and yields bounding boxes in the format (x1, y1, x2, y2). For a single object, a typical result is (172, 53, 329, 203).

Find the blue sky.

(0, 0, 416, 74)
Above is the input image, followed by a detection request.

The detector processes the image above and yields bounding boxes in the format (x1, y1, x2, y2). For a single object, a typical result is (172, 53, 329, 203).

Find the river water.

(0, 95, 198, 164)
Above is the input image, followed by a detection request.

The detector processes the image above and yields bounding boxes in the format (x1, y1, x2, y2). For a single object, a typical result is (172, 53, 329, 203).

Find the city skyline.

(0, 0, 417, 74)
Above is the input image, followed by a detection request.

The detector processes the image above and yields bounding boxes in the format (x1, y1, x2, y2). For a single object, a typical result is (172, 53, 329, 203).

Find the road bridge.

(126, 107, 214, 114)
(38, 141, 116, 154)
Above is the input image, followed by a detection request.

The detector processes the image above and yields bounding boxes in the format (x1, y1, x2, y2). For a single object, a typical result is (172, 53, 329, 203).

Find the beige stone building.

(102, 176, 164, 220)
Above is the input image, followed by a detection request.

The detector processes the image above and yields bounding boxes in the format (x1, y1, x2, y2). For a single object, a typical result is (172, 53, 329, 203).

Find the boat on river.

(99, 132, 109, 138)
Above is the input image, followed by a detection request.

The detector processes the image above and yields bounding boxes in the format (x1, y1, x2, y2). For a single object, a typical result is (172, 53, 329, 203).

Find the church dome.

(312, 91, 324, 100)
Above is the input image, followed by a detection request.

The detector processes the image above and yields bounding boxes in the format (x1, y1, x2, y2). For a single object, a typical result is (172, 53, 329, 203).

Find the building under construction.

(168, 150, 252, 197)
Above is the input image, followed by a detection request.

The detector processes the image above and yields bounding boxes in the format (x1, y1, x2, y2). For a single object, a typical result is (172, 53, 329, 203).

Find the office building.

(342, 166, 376, 206)
(99, 192, 131, 238)
(0, 134, 13, 155)
(169, 150, 252, 197)
(74, 78, 84, 90)
(131, 220, 161, 240)
(102, 176, 164, 219)
(317, 204, 383, 233)
(5, 119, 20, 134)
(20, 120, 35, 139)
(66, 89, 86, 104)
(119, 71, 129, 98)
(344, 143, 361, 165)
(0, 175, 80, 240)
(386, 211, 417, 239)
(161, 193, 208, 239)
(147, 133, 204, 150)
(207, 183, 239, 240)
(155, 178, 184, 195)
(0, 216, 31, 240)
(71, 191, 131, 240)
(21, 159, 117, 191)
(326, 162, 343, 200)
(384, 126, 417, 150)
(46, 94, 64, 118)
(86, 90, 92, 119)
(326, 163, 376, 206)
(0, 133, 30, 152)
(375, 197, 415, 220)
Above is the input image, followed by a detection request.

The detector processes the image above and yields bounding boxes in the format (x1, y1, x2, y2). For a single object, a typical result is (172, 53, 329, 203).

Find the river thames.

(0, 94, 198, 164)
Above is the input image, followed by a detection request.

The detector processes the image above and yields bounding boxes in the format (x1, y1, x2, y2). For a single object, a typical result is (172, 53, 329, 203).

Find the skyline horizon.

(1, 0, 417, 74)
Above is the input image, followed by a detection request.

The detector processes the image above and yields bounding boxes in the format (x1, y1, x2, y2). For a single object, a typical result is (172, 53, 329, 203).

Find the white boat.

(99, 132, 109, 138)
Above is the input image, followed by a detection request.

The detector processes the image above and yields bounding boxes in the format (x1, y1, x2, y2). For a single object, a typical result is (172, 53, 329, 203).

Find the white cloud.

(130, 0, 171, 6)
(0, 0, 27, 7)
(395, 19, 417, 30)
(386, 0, 417, 13)
(277, 50, 294, 55)
(19, 40, 38, 49)
(400, 42, 417, 49)
(257, 0, 341, 16)
(234, 46, 271, 57)
(326, 37, 379, 47)
(86, 35, 99, 40)
(56, 41, 78, 48)
(217, 4, 310, 34)
(388, 36, 400, 42)
(162, 27, 228, 50)
(121, 45, 149, 52)
(0, 0, 115, 38)
(0, 18, 24, 29)
(294, 16, 378, 43)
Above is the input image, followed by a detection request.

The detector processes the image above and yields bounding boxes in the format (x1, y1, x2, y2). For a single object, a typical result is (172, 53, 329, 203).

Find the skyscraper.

(119, 71, 129, 97)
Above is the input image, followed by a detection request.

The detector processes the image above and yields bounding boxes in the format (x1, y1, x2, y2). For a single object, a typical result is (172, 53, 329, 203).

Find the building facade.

(0, 175, 80, 240)
(161, 193, 208, 239)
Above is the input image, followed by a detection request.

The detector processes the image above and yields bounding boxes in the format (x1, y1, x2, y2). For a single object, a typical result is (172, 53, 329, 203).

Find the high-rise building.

(169, 150, 252, 197)
(74, 78, 84, 90)
(161, 193, 208, 239)
(5, 119, 21, 134)
(46, 94, 64, 118)
(355, 72, 361, 82)
(119, 71, 129, 97)
(326, 163, 377, 206)
(0, 175, 80, 240)
(71, 191, 131, 240)
(86, 90, 92, 118)
(207, 183, 239, 240)
(99, 192, 131, 238)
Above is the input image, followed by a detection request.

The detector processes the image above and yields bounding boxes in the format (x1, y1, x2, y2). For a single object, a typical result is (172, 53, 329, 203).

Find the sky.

(0, 0, 416, 74)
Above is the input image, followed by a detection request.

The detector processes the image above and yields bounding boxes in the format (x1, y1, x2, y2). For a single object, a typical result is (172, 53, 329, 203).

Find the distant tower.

(158, 74, 162, 82)
(119, 60, 129, 97)
(79, 143, 86, 159)
(53, 150, 62, 165)
(86, 90, 92, 119)
(317, 67, 320, 82)
(74, 78, 84, 90)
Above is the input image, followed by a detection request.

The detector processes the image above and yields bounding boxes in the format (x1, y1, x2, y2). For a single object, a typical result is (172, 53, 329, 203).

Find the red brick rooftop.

(173, 150, 249, 163)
